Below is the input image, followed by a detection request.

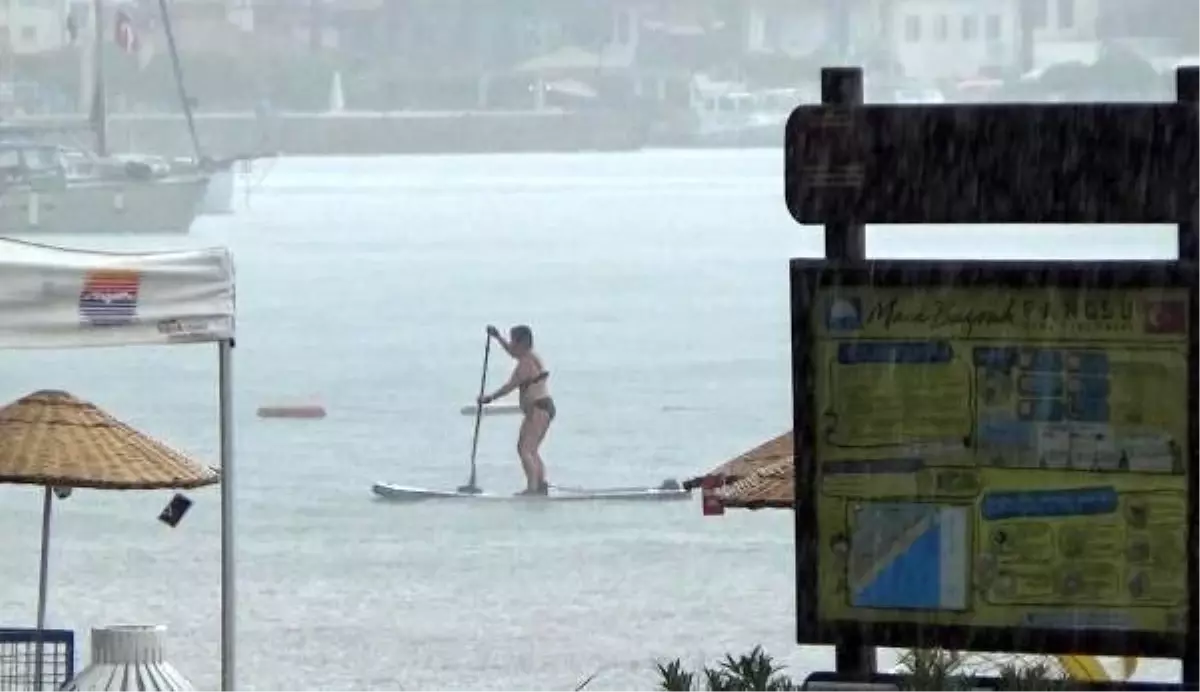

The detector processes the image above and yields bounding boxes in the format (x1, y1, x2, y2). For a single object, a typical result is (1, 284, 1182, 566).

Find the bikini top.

(518, 369, 549, 396)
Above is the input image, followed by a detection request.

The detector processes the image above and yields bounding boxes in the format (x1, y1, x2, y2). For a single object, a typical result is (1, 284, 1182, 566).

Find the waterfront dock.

(6, 110, 649, 157)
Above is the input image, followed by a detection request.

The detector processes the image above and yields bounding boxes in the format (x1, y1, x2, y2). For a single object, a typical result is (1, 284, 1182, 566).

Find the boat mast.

(156, 0, 203, 161)
(91, 0, 108, 156)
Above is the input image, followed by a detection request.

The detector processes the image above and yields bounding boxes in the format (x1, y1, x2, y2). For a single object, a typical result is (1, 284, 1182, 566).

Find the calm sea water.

(0, 151, 1181, 689)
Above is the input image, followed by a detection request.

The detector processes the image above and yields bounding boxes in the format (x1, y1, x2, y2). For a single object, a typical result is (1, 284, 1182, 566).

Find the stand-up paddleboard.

(372, 479, 691, 503)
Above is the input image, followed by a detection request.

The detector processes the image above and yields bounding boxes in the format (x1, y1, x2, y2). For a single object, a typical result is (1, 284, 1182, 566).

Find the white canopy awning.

(0, 237, 234, 349)
(1, 235, 240, 689)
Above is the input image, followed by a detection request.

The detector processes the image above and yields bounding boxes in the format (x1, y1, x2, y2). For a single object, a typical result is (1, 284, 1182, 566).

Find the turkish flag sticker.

(1144, 299, 1187, 334)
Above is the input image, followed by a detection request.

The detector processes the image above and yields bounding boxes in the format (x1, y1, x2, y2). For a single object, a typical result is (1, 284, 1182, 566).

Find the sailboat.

(116, 0, 256, 216)
(0, 139, 208, 236)
(0, 0, 207, 235)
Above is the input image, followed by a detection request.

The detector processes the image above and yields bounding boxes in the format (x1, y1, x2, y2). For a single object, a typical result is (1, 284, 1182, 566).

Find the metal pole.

(76, 4, 92, 115)
(821, 65, 875, 679)
(218, 339, 236, 691)
(33, 486, 52, 690)
(91, 0, 107, 157)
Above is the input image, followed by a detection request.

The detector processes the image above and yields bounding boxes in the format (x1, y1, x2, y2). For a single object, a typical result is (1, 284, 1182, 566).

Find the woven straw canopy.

(685, 430, 794, 510)
(719, 458, 792, 509)
(0, 390, 219, 490)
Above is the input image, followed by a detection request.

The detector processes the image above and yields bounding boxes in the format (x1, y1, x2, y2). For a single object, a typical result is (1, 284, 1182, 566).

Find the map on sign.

(808, 279, 1189, 639)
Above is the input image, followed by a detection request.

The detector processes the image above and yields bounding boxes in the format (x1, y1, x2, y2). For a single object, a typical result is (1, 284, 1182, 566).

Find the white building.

(889, 0, 1017, 79)
(0, 0, 72, 55)
(0, 0, 156, 56)
(731, 0, 1107, 83)
(1028, 0, 1103, 66)
(888, 0, 1100, 81)
(742, 1, 836, 57)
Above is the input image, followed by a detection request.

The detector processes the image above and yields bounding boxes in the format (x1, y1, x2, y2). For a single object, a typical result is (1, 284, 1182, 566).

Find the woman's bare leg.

(527, 410, 552, 488)
(517, 415, 539, 492)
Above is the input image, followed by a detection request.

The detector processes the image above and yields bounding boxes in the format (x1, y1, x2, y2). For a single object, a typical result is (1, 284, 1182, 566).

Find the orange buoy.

(256, 405, 326, 419)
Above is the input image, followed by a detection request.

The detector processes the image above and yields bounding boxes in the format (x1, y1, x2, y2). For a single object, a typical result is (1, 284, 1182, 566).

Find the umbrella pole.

(34, 485, 52, 690)
(218, 339, 236, 691)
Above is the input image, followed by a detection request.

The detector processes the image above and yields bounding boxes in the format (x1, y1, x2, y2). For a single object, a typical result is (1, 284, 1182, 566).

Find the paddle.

(457, 331, 491, 494)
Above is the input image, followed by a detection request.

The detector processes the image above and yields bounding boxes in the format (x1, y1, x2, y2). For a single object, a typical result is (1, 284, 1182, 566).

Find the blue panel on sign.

(1067, 395, 1110, 422)
(1018, 373, 1064, 397)
(978, 418, 1034, 449)
(1017, 398, 1064, 421)
(1065, 350, 1109, 375)
(973, 347, 1018, 369)
(852, 522, 941, 609)
(1067, 376, 1110, 398)
(1018, 349, 1064, 372)
(837, 341, 953, 364)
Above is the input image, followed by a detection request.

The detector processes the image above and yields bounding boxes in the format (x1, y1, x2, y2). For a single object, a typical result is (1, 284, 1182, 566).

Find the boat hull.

(166, 157, 237, 215)
(0, 175, 207, 235)
(200, 165, 236, 215)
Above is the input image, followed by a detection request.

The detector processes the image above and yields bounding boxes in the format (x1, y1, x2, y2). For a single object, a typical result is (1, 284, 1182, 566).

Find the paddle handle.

(466, 332, 491, 489)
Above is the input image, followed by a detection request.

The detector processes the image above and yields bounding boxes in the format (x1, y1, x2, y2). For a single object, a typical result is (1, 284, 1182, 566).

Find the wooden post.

(820, 65, 876, 680)
(1177, 67, 1198, 264)
(821, 68, 866, 260)
(1179, 64, 1199, 689)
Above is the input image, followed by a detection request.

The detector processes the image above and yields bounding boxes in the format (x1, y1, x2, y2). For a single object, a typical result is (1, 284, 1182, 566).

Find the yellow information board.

(808, 280, 1190, 639)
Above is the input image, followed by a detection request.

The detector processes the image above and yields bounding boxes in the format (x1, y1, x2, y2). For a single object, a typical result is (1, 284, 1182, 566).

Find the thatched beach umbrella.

(684, 431, 795, 512)
(0, 389, 218, 686)
(717, 458, 793, 509)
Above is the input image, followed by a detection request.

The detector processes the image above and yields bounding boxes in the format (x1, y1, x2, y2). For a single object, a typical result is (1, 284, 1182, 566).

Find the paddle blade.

(456, 484, 483, 495)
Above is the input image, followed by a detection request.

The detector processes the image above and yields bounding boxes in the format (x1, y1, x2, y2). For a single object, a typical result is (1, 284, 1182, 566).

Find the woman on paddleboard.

(478, 324, 554, 496)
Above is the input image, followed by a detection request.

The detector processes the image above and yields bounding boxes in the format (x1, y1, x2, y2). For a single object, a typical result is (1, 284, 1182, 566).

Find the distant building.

(164, 0, 292, 56)
(884, 0, 1019, 80)
(1096, 0, 1199, 58)
(163, 0, 383, 57)
(0, 0, 73, 55)
(738, 0, 839, 58)
(1027, 0, 1103, 67)
(0, 0, 160, 56)
(876, 0, 1122, 81)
